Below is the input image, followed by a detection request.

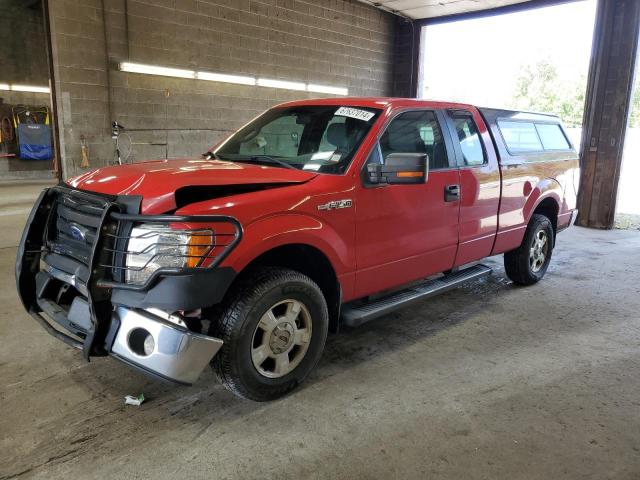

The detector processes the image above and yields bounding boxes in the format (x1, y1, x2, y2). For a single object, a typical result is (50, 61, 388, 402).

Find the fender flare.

(224, 213, 350, 276)
(523, 178, 562, 225)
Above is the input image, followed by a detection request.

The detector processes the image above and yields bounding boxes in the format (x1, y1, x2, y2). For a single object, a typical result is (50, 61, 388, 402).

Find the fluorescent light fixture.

(117, 61, 349, 95)
(196, 71, 255, 85)
(307, 84, 349, 95)
(120, 62, 195, 79)
(257, 78, 306, 91)
(0, 84, 9, 90)
(10, 85, 50, 93)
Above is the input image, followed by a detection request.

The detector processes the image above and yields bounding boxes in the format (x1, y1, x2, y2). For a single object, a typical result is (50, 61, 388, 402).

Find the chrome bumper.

(41, 264, 222, 383)
(110, 307, 223, 385)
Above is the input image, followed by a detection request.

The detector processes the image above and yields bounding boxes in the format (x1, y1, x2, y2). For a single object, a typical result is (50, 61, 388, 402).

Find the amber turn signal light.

(186, 231, 214, 268)
(396, 171, 424, 178)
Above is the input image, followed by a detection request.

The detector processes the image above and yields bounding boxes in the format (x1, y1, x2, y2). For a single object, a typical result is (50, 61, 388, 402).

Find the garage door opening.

(417, 0, 597, 149)
(617, 51, 640, 227)
(0, 0, 58, 181)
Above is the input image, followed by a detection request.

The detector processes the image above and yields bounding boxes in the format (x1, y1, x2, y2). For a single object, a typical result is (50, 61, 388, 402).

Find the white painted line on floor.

(0, 194, 41, 203)
(0, 207, 32, 217)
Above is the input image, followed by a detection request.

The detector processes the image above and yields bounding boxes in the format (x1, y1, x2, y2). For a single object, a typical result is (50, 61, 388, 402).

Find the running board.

(341, 264, 492, 327)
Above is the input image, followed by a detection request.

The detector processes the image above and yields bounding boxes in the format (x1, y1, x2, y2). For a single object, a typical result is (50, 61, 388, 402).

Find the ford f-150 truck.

(16, 98, 579, 401)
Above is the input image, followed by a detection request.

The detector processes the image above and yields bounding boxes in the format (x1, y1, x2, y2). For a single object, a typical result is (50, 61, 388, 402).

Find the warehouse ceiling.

(359, 0, 533, 19)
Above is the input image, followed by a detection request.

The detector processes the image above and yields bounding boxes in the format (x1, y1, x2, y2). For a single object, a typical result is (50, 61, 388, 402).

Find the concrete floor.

(1, 185, 640, 480)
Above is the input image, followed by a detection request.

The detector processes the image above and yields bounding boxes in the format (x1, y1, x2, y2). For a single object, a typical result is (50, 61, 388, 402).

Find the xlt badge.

(317, 199, 353, 211)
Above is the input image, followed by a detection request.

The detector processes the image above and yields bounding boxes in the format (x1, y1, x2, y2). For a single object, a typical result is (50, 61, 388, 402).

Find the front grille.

(43, 189, 113, 292)
(49, 192, 105, 264)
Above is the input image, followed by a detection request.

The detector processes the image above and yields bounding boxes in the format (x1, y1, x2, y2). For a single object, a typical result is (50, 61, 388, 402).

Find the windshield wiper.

(237, 155, 299, 170)
(251, 155, 299, 170)
(202, 151, 219, 160)
(214, 154, 300, 170)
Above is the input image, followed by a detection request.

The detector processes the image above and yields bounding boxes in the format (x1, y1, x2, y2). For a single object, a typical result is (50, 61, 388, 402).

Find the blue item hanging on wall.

(17, 123, 52, 160)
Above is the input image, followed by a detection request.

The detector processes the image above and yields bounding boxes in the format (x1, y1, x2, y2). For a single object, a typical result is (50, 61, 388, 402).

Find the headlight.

(125, 224, 213, 285)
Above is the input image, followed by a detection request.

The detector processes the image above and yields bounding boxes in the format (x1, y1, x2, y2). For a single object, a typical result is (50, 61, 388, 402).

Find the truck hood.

(68, 158, 317, 213)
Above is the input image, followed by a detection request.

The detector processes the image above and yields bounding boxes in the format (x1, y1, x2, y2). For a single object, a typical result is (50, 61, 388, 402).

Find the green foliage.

(512, 60, 586, 127)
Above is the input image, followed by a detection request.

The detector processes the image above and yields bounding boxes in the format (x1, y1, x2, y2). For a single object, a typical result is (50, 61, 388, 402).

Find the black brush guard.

(15, 185, 242, 359)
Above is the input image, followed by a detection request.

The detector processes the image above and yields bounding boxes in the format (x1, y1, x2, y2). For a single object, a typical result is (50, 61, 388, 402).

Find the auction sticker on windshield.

(335, 107, 375, 122)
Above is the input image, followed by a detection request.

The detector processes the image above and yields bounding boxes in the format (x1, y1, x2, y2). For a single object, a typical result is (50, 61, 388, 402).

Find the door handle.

(445, 184, 460, 202)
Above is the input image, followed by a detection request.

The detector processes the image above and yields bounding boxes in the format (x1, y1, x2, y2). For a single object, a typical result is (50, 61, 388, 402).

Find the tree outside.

(511, 60, 586, 127)
(512, 59, 640, 129)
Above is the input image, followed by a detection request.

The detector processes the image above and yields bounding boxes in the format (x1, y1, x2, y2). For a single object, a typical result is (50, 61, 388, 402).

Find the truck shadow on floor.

(310, 272, 512, 383)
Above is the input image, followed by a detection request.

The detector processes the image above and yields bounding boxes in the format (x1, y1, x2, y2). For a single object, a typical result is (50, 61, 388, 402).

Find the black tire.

(210, 267, 328, 401)
(504, 213, 554, 286)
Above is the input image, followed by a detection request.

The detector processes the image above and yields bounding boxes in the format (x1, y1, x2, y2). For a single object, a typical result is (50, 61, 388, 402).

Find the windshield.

(214, 105, 382, 174)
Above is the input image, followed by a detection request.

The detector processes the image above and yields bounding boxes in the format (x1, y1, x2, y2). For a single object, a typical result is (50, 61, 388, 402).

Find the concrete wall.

(48, 0, 397, 177)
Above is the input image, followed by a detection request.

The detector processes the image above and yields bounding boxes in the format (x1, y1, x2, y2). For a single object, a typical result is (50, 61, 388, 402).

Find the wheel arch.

(531, 196, 559, 237)
(524, 179, 562, 236)
(229, 243, 342, 333)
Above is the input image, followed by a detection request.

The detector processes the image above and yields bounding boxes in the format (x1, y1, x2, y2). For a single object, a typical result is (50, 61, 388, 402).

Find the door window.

(451, 116, 486, 166)
(379, 111, 449, 169)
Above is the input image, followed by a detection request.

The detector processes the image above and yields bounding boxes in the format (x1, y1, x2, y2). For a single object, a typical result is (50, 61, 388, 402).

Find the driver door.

(354, 109, 461, 298)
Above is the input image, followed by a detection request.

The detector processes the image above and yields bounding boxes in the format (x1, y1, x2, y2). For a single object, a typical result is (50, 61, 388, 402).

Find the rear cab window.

(497, 119, 572, 156)
(478, 107, 578, 165)
(497, 121, 543, 153)
(535, 123, 571, 150)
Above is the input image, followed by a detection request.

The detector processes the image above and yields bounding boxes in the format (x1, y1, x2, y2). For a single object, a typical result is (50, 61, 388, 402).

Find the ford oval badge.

(69, 224, 86, 242)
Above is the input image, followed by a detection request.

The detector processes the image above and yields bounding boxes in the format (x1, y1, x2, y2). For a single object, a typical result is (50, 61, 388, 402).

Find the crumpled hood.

(68, 158, 317, 213)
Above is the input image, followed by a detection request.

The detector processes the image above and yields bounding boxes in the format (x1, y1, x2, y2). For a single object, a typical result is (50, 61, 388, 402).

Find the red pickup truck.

(16, 98, 579, 401)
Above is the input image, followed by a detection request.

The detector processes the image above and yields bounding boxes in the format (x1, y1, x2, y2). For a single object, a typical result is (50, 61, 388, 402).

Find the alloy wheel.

(251, 299, 312, 378)
(529, 229, 549, 273)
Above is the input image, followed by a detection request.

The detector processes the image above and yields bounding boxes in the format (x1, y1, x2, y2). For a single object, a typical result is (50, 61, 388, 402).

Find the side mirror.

(367, 153, 429, 185)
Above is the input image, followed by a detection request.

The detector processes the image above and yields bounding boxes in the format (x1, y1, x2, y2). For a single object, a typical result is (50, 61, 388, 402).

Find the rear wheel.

(210, 268, 328, 401)
(504, 214, 554, 285)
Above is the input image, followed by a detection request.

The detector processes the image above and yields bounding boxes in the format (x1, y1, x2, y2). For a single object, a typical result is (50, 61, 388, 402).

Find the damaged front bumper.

(110, 306, 223, 384)
(33, 293, 222, 384)
(16, 186, 241, 385)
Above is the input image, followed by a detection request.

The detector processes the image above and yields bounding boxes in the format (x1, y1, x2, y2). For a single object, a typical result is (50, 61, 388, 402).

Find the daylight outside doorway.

(617, 50, 640, 228)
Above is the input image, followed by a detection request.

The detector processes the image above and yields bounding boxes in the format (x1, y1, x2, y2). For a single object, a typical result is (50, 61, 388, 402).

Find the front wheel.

(210, 268, 328, 401)
(504, 214, 554, 285)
